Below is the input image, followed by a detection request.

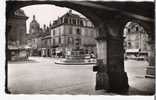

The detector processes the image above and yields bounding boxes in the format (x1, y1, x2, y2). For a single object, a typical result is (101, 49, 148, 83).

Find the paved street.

(125, 60, 155, 95)
(7, 57, 155, 95)
(8, 57, 97, 94)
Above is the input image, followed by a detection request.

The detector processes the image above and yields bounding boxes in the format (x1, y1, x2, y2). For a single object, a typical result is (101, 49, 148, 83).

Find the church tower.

(29, 15, 40, 34)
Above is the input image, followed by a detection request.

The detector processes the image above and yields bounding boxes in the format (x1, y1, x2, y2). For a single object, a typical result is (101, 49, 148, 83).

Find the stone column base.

(95, 71, 129, 92)
(108, 71, 129, 93)
(95, 72, 109, 90)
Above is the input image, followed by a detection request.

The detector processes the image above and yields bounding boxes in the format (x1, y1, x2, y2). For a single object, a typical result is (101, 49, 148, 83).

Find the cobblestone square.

(7, 57, 155, 95)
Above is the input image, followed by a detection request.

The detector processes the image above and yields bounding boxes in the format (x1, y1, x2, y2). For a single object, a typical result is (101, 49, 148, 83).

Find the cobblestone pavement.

(7, 57, 155, 95)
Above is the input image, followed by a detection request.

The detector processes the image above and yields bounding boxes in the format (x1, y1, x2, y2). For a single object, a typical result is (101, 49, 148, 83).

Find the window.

(70, 18, 72, 24)
(127, 42, 131, 49)
(53, 30, 55, 36)
(75, 38, 81, 45)
(127, 28, 131, 33)
(80, 20, 84, 26)
(59, 28, 61, 35)
(73, 19, 76, 25)
(59, 37, 61, 44)
(60, 18, 63, 24)
(67, 37, 73, 44)
(76, 28, 81, 35)
(69, 26, 72, 34)
(64, 18, 68, 24)
(53, 39, 55, 45)
(136, 26, 139, 32)
(48, 39, 51, 47)
(68, 37, 70, 44)
(78, 39, 81, 45)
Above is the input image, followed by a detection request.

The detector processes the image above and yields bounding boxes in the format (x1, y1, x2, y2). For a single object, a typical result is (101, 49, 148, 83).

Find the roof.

(51, 10, 83, 27)
(62, 12, 80, 18)
(14, 9, 27, 17)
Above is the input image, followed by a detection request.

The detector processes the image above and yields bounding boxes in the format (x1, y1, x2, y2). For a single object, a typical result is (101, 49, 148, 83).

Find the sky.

(21, 4, 85, 33)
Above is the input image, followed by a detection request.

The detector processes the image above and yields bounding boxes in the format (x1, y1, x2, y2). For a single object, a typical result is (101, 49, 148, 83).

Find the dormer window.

(73, 19, 76, 25)
(70, 18, 73, 24)
(80, 20, 84, 26)
(64, 18, 68, 24)
(53, 30, 55, 36)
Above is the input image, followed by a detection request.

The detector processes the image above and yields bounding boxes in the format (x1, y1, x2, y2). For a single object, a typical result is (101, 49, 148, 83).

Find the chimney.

(69, 10, 72, 14)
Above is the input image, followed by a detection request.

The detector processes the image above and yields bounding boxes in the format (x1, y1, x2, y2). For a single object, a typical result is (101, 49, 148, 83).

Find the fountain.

(55, 38, 96, 65)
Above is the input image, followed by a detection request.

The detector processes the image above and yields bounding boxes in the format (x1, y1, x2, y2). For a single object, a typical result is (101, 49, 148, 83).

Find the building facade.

(41, 24, 52, 57)
(123, 22, 149, 59)
(27, 10, 97, 57)
(7, 9, 28, 61)
(28, 15, 43, 56)
(50, 10, 97, 57)
(124, 22, 149, 51)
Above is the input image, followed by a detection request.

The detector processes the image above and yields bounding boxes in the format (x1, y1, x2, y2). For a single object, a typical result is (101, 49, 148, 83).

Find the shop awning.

(24, 45, 31, 49)
(8, 45, 31, 50)
(126, 49, 139, 53)
(56, 50, 61, 53)
(8, 45, 18, 50)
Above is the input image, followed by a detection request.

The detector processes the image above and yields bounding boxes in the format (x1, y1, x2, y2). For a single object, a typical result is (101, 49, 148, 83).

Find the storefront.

(8, 45, 29, 61)
(125, 49, 148, 60)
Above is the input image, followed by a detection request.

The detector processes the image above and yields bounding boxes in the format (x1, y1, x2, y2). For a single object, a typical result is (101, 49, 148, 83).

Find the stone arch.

(6, 1, 102, 27)
(6, 1, 154, 94)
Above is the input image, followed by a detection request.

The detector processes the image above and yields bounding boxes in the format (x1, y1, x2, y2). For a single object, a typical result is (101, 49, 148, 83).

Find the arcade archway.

(6, 1, 154, 94)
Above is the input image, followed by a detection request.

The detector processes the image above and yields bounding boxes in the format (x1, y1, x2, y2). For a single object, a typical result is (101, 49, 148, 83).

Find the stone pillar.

(94, 37, 109, 90)
(93, 24, 109, 90)
(94, 19, 129, 92)
(106, 19, 129, 92)
(107, 37, 129, 92)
